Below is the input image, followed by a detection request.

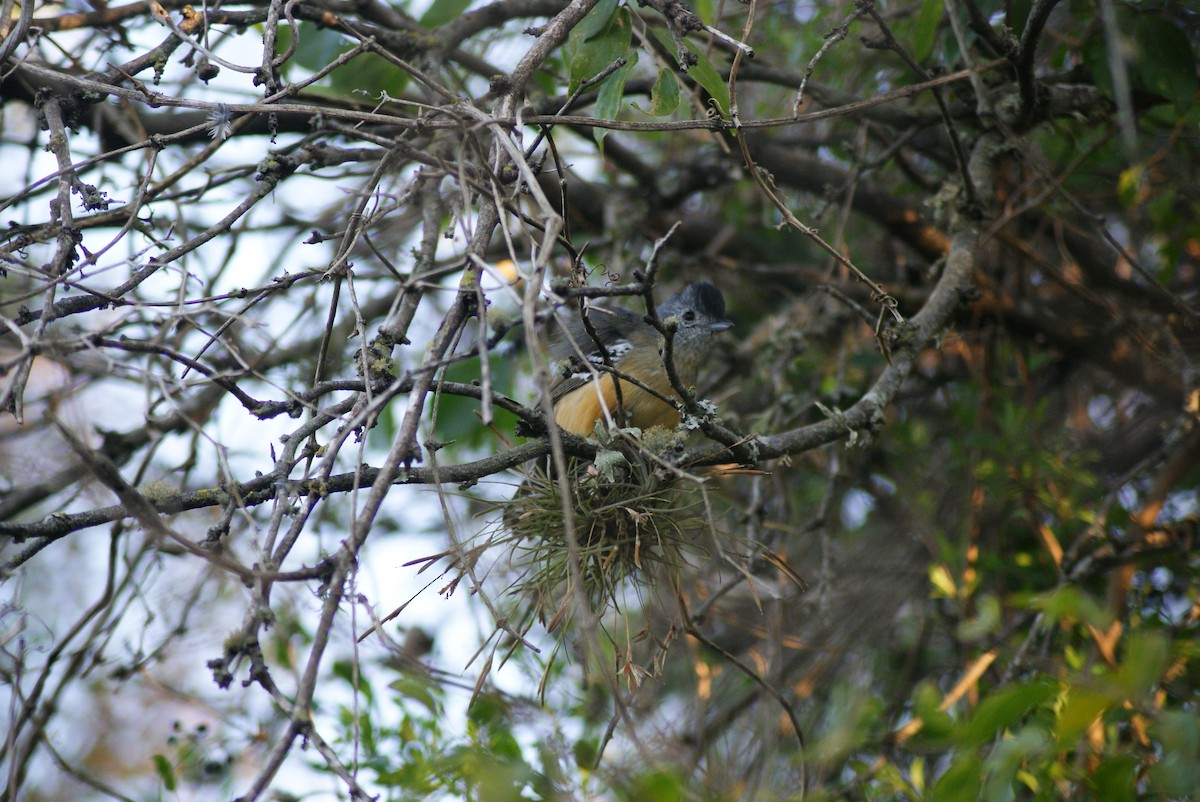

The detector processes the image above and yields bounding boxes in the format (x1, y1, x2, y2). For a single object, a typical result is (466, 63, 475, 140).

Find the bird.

(548, 281, 733, 435)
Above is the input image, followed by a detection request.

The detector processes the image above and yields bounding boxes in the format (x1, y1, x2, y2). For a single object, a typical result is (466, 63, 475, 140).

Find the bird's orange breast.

(554, 374, 681, 435)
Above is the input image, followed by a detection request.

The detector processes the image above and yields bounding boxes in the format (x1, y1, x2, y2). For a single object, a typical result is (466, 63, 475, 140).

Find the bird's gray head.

(657, 281, 734, 339)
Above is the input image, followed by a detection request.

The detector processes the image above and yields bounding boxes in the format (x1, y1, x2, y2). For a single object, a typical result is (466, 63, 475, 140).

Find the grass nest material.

(497, 433, 710, 632)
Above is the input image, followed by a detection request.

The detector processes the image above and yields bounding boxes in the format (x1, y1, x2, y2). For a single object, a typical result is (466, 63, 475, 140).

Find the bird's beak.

(709, 319, 734, 332)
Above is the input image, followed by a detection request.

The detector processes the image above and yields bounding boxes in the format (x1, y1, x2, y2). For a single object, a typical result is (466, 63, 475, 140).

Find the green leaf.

(930, 754, 982, 802)
(459, 753, 532, 802)
(912, 679, 955, 740)
(632, 68, 681, 116)
(495, 732, 526, 764)
(1056, 686, 1111, 745)
(682, 46, 730, 116)
(568, 0, 627, 93)
(1115, 630, 1169, 703)
(912, 0, 944, 62)
(1006, 0, 1032, 36)
(152, 754, 177, 791)
(1092, 754, 1138, 802)
(389, 674, 443, 716)
(593, 52, 637, 147)
(284, 22, 409, 100)
(958, 594, 1002, 642)
(1132, 15, 1197, 111)
(468, 691, 510, 729)
(912, 679, 942, 719)
(1148, 711, 1200, 798)
(1080, 30, 1113, 99)
(1083, 10, 1198, 112)
(929, 563, 958, 598)
(332, 658, 373, 702)
(649, 27, 730, 115)
(573, 737, 599, 769)
(574, 0, 618, 42)
(982, 727, 1051, 802)
(961, 678, 1058, 747)
(629, 768, 685, 801)
(1025, 586, 1110, 629)
(910, 756, 926, 792)
(357, 710, 376, 754)
(434, 352, 517, 449)
(1117, 163, 1148, 207)
(420, 0, 473, 28)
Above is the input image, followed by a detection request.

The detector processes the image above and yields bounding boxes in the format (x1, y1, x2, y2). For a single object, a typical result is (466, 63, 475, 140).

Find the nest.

(497, 436, 709, 633)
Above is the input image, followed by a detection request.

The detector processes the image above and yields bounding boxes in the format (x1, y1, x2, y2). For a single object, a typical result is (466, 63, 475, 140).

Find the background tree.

(2, 0, 1199, 800)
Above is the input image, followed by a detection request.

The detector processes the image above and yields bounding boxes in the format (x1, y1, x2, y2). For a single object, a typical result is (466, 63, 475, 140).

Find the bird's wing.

(548, 306, 641, 403)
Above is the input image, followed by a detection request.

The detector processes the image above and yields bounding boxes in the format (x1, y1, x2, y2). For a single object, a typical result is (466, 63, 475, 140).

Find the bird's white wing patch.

(586, 338, 632, 367)
(555, 339, 634, 394)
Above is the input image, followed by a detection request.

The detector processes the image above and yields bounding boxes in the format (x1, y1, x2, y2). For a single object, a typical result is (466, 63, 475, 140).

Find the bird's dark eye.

(682, 310, 697, 323)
